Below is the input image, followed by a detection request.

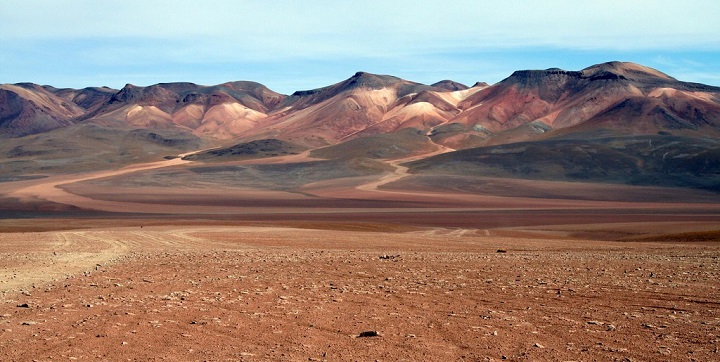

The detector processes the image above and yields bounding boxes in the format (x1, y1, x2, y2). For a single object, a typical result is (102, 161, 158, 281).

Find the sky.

(1, 0, 719, 94)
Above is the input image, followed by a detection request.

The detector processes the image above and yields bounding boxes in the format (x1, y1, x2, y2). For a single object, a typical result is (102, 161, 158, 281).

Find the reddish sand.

(0, 226, 718, 361)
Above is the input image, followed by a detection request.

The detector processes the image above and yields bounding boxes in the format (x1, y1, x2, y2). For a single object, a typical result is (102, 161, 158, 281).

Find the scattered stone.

(379, 254, 400, 260)
(496, 249, 507, 253)
(17, 303, 30, 308)
(534, 342, 545, 348)
(358, 331, 380, 337)
(21, 321, 36, 326)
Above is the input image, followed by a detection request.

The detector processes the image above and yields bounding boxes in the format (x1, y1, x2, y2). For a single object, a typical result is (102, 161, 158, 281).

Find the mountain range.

(1, 61, 719, 190)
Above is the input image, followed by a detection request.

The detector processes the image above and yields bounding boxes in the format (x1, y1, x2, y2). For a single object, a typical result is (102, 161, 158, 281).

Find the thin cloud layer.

(1, 0, 719, 92)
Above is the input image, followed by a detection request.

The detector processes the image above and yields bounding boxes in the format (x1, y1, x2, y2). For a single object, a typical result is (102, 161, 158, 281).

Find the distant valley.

(1, 61, 720, 218)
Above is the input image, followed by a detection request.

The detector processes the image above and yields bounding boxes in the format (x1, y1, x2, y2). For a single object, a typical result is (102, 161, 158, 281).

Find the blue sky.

(1, 0, 719, 94)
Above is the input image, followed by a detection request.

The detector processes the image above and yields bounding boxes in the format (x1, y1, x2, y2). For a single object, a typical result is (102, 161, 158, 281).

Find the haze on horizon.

(1, 0, 719, 94)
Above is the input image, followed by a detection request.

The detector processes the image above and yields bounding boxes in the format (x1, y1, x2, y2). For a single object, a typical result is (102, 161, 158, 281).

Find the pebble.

(358, 331, 380, 337)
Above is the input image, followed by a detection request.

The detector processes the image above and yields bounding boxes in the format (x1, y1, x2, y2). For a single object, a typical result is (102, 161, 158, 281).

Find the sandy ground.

(0, 225, 718, 361)
(1, 145, 719, 360)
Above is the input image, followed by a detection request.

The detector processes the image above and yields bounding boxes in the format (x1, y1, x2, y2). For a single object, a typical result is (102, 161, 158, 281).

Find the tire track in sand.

(0, 227, 222, 293)
(355, 131, 455, 193)
(6, 150, 203, 213)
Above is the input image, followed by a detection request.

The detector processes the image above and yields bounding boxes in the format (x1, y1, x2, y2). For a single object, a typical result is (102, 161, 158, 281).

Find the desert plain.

(0, 148, 719, 362)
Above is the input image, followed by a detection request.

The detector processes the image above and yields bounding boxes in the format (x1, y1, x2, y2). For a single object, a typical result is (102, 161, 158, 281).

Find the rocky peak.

(431, 80, 469, 91)
(581, 61, 675, 83)
(109, 84, 142, 104)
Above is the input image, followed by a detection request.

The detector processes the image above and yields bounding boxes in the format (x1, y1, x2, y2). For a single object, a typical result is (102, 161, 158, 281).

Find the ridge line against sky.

(1, 0, 719, 94)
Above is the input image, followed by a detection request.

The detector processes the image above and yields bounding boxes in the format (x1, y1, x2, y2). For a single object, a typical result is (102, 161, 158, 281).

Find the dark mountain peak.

(151, 82, 201, 93)
(581, 61, 675, 83)
(108, 83, 182, 107)
(14, 82, 41, 90)
(288, 72, 405, 108)
(503, 61, 675, 86)
(68, 87, 118, 111)
(220, 81, 268, 92)
(431, 80, 469, 91)
(498, 69, 584, 100)
(499, 61, 684, 93)
(506, 68, 583, 83)
(344, 71, 403, 90)
(472, 81, 489, 88)
(109, 84, 142, 104)
(87, 86, 119, 93)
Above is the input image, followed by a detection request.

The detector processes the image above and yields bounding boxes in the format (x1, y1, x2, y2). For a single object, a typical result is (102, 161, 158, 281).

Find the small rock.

(534, 342, 545, 348)
(496, 249, 507, 253)
(17, 303, 30, 308)
(358, 331, 380, 337)
(21, 321, 36, 326)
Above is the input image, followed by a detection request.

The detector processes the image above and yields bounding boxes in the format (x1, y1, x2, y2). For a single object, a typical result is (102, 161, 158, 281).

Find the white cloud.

(2, 0, 719, 56)
(1, 0, 718, 90)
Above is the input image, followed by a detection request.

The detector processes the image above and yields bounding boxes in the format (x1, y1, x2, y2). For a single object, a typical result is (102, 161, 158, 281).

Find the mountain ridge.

(1, 61, 719, 192)
(2, 61, 719, 147)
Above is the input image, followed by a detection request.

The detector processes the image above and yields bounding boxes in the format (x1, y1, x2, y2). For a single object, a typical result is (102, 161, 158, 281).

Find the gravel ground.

(0, 226, 718, 361)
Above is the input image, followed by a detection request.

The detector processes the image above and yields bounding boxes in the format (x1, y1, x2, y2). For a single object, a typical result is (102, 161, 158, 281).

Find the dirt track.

(0, 226, 718, 361)
(1, 144, 720, 360)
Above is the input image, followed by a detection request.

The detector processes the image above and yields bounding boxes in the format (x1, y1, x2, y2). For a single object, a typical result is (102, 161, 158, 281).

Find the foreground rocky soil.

(0, 226, 718, 361)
